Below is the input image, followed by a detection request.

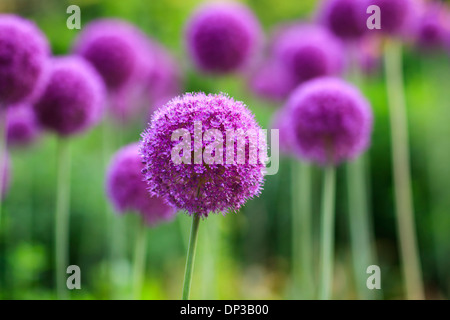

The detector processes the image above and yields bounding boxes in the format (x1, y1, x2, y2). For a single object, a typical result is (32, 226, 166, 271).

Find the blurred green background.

(1, 0, 450, 300)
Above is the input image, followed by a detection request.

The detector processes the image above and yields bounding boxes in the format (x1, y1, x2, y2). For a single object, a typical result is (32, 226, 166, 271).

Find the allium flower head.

(319, 0, 368, 40)
(106, 143, 176, 226)
(140, 92, 266, 217)
(366, 0, 416, 36)
(249, 58, 297, 101)
(7, 104, 42, 147)
(274, 24, 345, 85)
(0, 15, 49, 105)
(415, 2, 449, 50)
(74, 19, 153, 91)
(33, 56, 105, 136)
(287, 78, 373, 165)
(270, 106, 295, 156)
(185, 2, 262, 73)
(1, 151, 11, 200)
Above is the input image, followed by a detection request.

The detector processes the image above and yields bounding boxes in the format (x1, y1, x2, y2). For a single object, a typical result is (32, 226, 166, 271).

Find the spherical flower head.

(0, 15, 50, 105)
(33, 56, 106, 137)
(185, 2, 262, 73)
(366, 0, 417, 36)
(146, 42, 183, 113)
(249, 57, 297, 101)
(287, 77, 373, 165)
(7, 104, 42, 148)
(319, 0, 368, 40)
(140, 92, 266, 217)
(1, 151, 11, 200)
(73, 19, 154, 91)
(274, 24, 345, 85)
(106, 143, 176, 226)
(415, 2, 449, 50)
(270, 106, 295, 156)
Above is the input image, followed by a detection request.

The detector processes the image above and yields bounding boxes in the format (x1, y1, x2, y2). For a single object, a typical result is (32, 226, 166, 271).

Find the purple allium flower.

(415, 2, 449, 50)
(147, 43, 183, 104)
(286, 78, 373, 165)
(273, 24, 345, 85)
(366, 0, 417, 36)
(106, 143, 176, 226)
(1, 151, 11, 200)
(33, 56, 105, 137)
(185, 2, 262, 73)
(0, 15, 49, 105)
(319, 0, 368, 40)
(270, 106, 295, 156)
(249, 57, 297, 101)
(356, 35, 382, 75)
(7, 104, 42, 147)
(140, 92, 266, 217)
(73, 19, 153, 91)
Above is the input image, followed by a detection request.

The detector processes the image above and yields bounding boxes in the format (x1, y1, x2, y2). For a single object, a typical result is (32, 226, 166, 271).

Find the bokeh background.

(1, 0, 450, 300)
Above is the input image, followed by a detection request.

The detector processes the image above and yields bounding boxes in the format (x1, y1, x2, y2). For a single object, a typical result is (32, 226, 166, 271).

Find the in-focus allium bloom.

(140, 92, 266, 217)
(366, 0, 416, 36)
(249, 58, 297, 101)
(7, 104, 41, 147)
(73, 19, 153, 91)
(287, 78, 373, 165)
(0, 15, 49, 105)
(1, 151, 11, 200)
(274, 24, 345, 85)
(106, 143, 176, 226)
(185, 2, 262, 73)
(319, 0, 368, 40)
(33, 57, 105, 136)
(415, 2, 449, 50)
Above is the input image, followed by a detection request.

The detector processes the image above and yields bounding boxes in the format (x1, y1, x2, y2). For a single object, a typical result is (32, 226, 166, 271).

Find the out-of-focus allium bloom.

(287, 78, 373, 165)
(366, 0, 416, 35)
(415, 2, 449, 50)
(274, 24, 345, 85)
(270, 107, 294, 156)
(146, 43, 183, 114)
(357, 36, 382, 75)
(185, 2, 262, 73)
(249, 58, 297, 101)
(1, 151, 11, 200)
(74, 19, 153, 91)
(7, 104, 41, 147)
(33, 57, 105, 136)
(0, 15, 49, 105)
(106, 143, 176, 226)
(140, 92, 266, 217)
(319, 0, 368, 40)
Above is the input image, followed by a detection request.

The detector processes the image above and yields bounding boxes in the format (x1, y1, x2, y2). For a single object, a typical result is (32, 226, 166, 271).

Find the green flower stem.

(346, 156, 376, 299)
(318, 165, 336, 300)
(132, 219, 148, 300)
(0, 109, 7, 229)
(55, 137, 71, 300)
(291, 160, 313, 299)
(182, 213, 201, 300)
(384, 39, 424, 300)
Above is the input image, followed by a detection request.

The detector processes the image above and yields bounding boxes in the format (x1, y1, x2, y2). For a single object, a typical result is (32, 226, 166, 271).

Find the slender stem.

(347, 156, 376, 299)
(384, 40, 424, 300)
(291, 160, 313, 299)
(132, 218, 148, 300)
(182, 213, 201, 300)
(55, 137, 71, 300)
(0, 109, 7, 229)
(318, 165, 336, 300)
